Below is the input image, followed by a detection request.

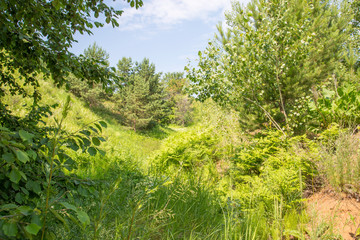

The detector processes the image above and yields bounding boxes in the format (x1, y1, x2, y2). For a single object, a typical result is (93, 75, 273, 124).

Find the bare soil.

(306, 189, 360, 239)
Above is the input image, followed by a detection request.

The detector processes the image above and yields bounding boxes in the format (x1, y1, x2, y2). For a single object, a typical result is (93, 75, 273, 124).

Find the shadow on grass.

(87, 102, 124, 126)
(85, 102, 177, 140)
(138, 124, 176, 140)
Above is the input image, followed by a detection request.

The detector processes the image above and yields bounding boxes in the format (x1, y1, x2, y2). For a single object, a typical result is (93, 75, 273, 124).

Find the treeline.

(67, 43, 192, 131)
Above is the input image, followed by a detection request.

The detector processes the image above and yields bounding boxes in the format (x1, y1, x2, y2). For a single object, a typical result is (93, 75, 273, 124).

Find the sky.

(71, 0, 250, 74)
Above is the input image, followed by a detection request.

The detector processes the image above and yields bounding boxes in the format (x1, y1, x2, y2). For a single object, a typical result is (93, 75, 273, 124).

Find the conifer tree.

(68, 43, 111, 106)
(116, 58, 166, 130)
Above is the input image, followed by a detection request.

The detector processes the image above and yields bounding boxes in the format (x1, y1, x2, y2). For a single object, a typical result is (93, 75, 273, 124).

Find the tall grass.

(4, 79, 324, 239)
(318, 129, 360, 192)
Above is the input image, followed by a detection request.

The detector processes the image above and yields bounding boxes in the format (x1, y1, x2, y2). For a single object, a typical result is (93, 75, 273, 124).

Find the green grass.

(4, 79, 348, 240)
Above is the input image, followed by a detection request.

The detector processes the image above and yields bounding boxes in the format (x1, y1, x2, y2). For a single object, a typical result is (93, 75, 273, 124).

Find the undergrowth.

(2, 80, 360, 239)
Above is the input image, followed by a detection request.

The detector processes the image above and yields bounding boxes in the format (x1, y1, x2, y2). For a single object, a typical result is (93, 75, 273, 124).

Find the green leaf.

(9, 169, 21, 183)
(15, 193, 23, 204)
(76, 210, 90, 225)
(60, 202, 77, 211)
(19, 130, 34, 142)
(99, 121, 107, 128)
(15, 150, 29, 163)
(25, 223, 41, 235)
(68, 140, 79, 151)
(2, 152, 15, 163)
(26, 180, 41, 194)
(27, 150, 37, 160)
(94, 123, 102, 133)
(81, 138, 91, 147)
(98, 149, 106, 156)
(17, 206, 32, 215)
(2, 222, 18, 237)
(19, 170, 27, 181)
(1, 203, 18, 210)
(80, 130, 91, 137)
(87, 147, 97, 156)
(92, 137, 101, 146)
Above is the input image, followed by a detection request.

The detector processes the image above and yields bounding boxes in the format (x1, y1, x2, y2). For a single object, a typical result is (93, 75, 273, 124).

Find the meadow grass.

(3, 79, 341, 239)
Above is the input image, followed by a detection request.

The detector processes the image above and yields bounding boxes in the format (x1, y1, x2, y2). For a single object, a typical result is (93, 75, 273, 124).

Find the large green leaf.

(2, 222, 18, 237)
(2, 152, 15, 163)
(76, 210, 90, 225)
(92, 137, 101, 146)
(25, 223, 41, 235)
(17, 206, 32, 216)
(9, 169, 21, 183)
(87, 147, 97, 156)
(15, 150, 29, 163)
(99, 121, 107, 128)
(26, 180, 42, 194)
(0, 203, 18, 210)
(60, 202, 77, 211)
(19, 130, 34, 142)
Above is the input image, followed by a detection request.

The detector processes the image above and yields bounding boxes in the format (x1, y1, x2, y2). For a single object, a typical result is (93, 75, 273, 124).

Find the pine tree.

(68, 43, 111, 106)
(116, 58, 166, 130)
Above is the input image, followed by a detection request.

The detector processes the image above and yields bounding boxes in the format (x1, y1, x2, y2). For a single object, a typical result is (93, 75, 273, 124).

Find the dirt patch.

(306, 189, 360, 239)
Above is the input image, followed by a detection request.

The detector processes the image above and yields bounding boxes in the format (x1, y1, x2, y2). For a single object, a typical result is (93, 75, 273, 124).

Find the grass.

(318, 128, 360, 192)
(5, 79, 360, 240)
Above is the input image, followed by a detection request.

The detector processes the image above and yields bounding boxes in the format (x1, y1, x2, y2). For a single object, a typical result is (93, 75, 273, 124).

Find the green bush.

(151, 125, 219, 171)
(308, 83, 360, 130)
(230, 131, 318, 213)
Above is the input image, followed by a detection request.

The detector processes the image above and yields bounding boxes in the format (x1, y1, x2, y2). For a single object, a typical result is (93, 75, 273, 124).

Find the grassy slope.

(5, 80, 165, 168)
(5, 80, 230, 239)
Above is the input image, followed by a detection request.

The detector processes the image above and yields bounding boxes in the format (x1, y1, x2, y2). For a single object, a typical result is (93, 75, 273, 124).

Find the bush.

(151, 125, 218, 171)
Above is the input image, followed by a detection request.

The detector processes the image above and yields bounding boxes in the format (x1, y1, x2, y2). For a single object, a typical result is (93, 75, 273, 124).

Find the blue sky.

(71, 0, 249, 74)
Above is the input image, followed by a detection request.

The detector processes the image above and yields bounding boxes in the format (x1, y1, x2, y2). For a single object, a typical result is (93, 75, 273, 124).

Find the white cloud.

(116, 0, 234, 31)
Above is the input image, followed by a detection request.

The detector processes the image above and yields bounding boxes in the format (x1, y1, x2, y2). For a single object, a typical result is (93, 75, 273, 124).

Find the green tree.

(162, 72, 193, 126)
(187, 0, 352, 132)
(68, 43, 111, 106)
(116, 58, 167, 130)
(0, 1, 143, 238)
(0, 0, 143, 124)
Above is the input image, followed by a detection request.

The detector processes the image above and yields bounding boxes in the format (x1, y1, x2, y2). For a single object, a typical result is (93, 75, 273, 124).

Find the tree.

(68, 43, 112, 106)
(0, 1, 143, 238)
(187, 0, 352, 132)
(0, 0, 143, 124)
(84, 42, 110, 68)
(162, 72, 193, 126)
(116, 58, 167, 130)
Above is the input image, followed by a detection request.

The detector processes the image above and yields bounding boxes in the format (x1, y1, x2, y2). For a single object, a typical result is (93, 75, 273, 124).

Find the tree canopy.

(186, 0, 353, 132)
(0, 0, 143, 109)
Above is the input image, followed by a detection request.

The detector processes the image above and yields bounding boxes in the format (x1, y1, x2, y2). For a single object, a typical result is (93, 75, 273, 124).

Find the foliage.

(162, 72, 193, 126)
(151, 125, 218, 171)
(115, 58, 167, 131)
(0, 0, 142, 107)
(229, 131, 318, 213)
(186, 0, 352, 130)
(317, 126, 360, 192)
(308, 83, 360, 130)
(0, 97, 107, 239)
(68, 43, 112, 107)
